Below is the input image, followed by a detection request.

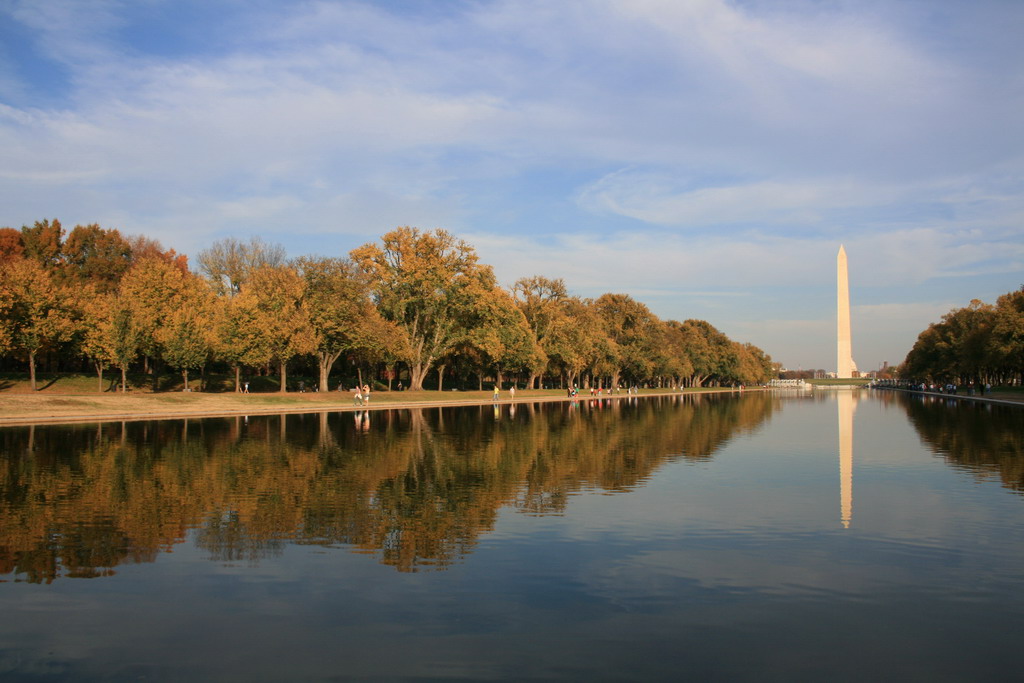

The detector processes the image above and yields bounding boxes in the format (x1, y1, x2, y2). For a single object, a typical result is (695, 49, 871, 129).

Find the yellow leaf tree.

(241, 265, 314, 392)
(0, 258, 74, 391)
(295, 255, 406, 392)
(119, 257, 214, 390)
(350, 227, 493, 391)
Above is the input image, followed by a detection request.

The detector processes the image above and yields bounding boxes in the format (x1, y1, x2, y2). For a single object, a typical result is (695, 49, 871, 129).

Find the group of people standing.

(925, 382, 992, 396)
(565, 385, 641, 397)
(353, 384, 371, 405)
(493, 385, 517, 401)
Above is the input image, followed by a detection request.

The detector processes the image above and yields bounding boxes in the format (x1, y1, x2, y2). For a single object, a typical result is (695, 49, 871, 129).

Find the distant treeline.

(0, 220, 776, 392)
(900, 286, 1024, 386)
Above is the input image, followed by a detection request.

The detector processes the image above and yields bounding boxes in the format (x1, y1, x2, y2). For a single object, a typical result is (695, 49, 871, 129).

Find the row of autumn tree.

(901, 286, 1024, 385)
(0, 219, 776, 392)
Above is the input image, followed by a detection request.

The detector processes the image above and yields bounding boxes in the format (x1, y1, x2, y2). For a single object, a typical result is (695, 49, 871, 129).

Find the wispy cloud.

(1, 0, 1022, 371)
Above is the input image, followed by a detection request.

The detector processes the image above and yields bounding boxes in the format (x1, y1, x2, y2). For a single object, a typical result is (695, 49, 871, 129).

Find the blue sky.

(2, 0, 1022, 372)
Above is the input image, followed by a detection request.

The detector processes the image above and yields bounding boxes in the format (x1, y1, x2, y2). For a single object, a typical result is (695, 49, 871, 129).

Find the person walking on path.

(353, 386, 363, 406)
(363, 384, 371, 405)
(509, 385, 516, 400)
(493, 385, 500, 402)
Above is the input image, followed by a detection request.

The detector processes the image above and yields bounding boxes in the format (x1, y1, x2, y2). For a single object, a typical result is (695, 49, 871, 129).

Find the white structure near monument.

(836, 245, 858, 378)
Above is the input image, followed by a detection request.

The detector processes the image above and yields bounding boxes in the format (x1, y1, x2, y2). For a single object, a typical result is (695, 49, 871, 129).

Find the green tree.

(992, 287, 1024, 384)
(655, 320, 695, 388)
(903, 324, 945, 382)
(681, 319, 734, 387)
(903, 300, 996, 385)
(945, 300, 996, 385)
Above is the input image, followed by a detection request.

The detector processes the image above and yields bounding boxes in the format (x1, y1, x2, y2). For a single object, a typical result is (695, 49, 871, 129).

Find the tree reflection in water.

(0, 393, 775, 581)
(896, 392, 1024, 492)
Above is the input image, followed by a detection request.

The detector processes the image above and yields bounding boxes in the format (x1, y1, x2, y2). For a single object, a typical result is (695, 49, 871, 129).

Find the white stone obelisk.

(836, 245, 858, 378)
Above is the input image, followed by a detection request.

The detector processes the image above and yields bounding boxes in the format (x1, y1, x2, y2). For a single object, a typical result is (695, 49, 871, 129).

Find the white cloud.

(576, 172, 896, 226)
(471, 224, 1022, 296)
(1, 0, 1023, 371)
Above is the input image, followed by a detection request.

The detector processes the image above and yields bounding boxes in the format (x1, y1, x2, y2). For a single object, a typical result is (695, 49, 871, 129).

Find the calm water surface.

(2, 390, 1023, 681)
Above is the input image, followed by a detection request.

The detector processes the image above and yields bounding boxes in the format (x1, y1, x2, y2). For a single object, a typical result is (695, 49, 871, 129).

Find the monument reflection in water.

(838, 389, 855, 529)
(2, 391, 1024, 682)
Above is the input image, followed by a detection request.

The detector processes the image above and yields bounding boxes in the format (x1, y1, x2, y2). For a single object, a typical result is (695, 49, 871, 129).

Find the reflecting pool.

(1, 390, 1023, 681)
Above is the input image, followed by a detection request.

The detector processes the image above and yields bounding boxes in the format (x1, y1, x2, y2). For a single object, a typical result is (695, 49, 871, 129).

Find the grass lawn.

(805, 378, 874, 386)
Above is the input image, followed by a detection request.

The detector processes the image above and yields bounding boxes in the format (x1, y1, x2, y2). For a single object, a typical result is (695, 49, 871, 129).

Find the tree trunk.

(495, 369, 503, 390)
(29, 350, 37, 391)
(410, 362, 429, 391)
(319, 351, 341, 393)
(234, 365, 241, 392)
(437, 364, 446, 392)
(318, 411, 336, 450)
(96, 361, 104, 393)
(279, 359, 287, 393)
(121, 364, 128, 392)
(183, 368, 189, 391)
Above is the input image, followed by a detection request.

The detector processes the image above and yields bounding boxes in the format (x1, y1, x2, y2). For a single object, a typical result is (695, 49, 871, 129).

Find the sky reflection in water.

(1, 391, 1023, 681)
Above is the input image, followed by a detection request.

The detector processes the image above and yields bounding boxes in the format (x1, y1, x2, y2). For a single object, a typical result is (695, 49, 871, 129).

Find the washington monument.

(836, 245, 858, 378)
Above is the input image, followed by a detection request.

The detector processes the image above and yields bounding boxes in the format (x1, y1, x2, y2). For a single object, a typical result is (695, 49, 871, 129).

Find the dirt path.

(2, 385, 1018, 427)
(0, 388, 745, 426)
